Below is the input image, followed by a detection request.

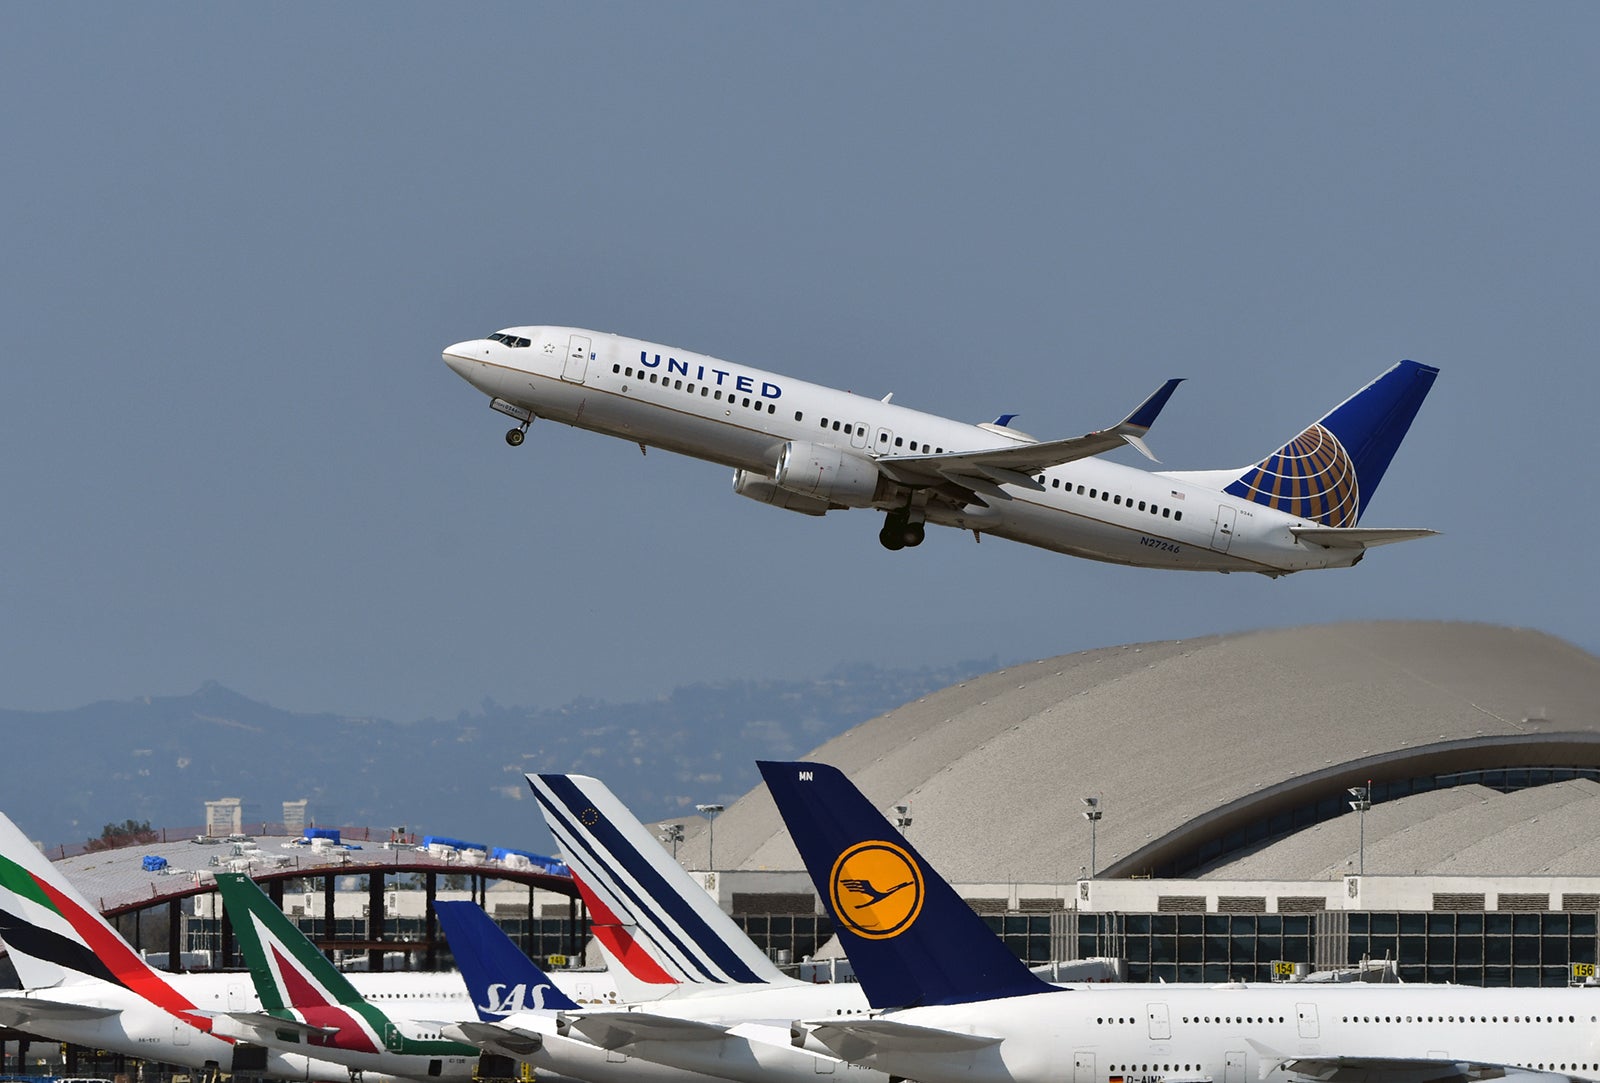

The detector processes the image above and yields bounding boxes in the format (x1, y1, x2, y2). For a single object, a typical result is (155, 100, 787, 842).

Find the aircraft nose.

(441, 341, 481, 379)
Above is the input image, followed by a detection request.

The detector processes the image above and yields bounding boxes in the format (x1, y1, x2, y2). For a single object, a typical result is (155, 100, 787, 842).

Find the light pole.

(658, 822, 684, 860)
(1081, 796, 1103, 878)
(1347, 781, 1372, 876)
(892, 804, 912, 833)
(695, 803, 724, 870)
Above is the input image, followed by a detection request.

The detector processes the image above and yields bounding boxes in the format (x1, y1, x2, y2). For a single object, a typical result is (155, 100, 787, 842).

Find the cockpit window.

(487, 332, 532, 348)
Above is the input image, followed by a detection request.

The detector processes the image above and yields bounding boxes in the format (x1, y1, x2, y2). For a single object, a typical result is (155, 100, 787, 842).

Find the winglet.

(757, 760, 1056, 1009)
(434, 900, 580, 1018)
(1110, 379, 1183, 462)
(1117, 378, 1184, 436)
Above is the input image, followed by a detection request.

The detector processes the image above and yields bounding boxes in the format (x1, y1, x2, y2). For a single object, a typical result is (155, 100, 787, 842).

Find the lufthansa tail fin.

(528, 772, 790, 986)
(434, 901, 580, 1018)
(757, 761, 1055, 1010)
(1215, 360, 1438, 525)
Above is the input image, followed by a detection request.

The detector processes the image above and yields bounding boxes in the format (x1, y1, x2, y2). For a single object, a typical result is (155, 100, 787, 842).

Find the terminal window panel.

(1068, 911, 1596, 987)
(734, 913, 835, 966)
(981, 914, 1053, 965)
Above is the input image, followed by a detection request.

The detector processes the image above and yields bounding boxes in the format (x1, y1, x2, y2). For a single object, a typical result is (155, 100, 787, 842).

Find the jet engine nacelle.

(774, 441, 883, 507)
(732, 469, 831, 516)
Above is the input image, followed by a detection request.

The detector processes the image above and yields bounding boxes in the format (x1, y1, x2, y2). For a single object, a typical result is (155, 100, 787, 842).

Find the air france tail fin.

(756, 761, 1055, 1010)
(0, 811, 211, 1027)
(527, 772, 791, 986)
(1213, 360, 1438, 526)
(433, 901, 579, 1019)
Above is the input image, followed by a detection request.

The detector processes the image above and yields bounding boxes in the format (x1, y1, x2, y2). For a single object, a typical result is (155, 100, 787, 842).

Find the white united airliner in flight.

(442, 327, 1438, 575)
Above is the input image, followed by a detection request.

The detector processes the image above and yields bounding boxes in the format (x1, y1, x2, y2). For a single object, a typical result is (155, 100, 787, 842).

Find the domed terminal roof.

(698, 622, 1600, 881)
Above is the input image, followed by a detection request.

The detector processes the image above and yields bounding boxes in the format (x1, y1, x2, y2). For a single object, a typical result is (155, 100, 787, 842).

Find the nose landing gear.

(490, 398, 535, 447)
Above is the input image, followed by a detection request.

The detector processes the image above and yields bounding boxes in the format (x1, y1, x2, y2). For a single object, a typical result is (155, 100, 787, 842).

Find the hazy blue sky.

(4, 5, 1595, 722)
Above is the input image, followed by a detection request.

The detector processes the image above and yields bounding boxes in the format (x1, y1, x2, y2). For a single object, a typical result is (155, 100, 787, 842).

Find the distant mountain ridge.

(0, 659, 995, 857)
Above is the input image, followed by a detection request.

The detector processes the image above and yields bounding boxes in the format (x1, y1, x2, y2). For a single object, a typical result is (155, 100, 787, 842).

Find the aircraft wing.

(443, 1020, 546, 1057)
(559, 1010, 731, 1050)
(0, 994, 120, 1025)
(1291, 527, 1439, 550)
(875, 379, 1183, 505)
(214, 1011, 339, 1040)
(801, 1018, 1001, 1063)
(1250, 1040, 1573, 1083)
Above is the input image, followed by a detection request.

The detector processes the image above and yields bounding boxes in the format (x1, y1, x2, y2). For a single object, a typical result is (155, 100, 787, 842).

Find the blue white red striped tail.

(527, 773, 790, 986)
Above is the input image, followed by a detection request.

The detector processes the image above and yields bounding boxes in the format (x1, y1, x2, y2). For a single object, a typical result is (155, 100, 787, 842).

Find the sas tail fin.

(527, 772, 790, 986)
(0, 811, 208, 1027)
(433, 901, 580, 1019)
(756, 761, 1054, 1010)
(1216, 360, 1438, 526)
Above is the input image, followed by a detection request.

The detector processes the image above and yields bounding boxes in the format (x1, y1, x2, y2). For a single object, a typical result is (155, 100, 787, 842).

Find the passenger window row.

(1036, 475, 1183, 521)
(817, 417, 942, 454)
(1339, 1013, 1586, 1024)
(613, 364, 777, 414)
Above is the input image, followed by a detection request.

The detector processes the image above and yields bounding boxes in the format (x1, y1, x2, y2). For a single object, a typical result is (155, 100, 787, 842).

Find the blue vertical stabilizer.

(1225, 359, 1438, 525)
(758, 760, 1056, 1010)
(434, 900, 580, 1018)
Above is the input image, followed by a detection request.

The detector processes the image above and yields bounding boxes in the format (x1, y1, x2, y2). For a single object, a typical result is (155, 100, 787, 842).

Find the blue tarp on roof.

(490, 846, 569, 874)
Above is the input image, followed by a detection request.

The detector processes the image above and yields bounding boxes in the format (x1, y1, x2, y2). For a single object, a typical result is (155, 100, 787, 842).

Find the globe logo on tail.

(1225, 422, 1360, 526)
(828, 841, 924, 940)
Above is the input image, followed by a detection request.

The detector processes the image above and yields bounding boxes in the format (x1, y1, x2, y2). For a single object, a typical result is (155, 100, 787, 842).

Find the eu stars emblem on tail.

(829, 841, 923, 939)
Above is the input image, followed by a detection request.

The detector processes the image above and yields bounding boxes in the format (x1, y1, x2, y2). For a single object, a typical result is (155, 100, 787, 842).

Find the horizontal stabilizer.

(217, 1010, 339, 1040)
(0, 994, 120, 1025)
(804, 1018, 1001, 1063)
(1291, 526, 1438, 550)
(443, 1020, 546, 1057)
(559, 1010, 730, 1049)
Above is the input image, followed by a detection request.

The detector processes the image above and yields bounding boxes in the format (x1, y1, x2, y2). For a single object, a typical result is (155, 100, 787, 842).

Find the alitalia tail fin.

(213, 872, 369, 1011)
(757, 761, 1055, 1010)
(214, 873, 479, 1058)
(1213, 360, 1438, 526)
(527, 772, 790, 986)
(433, 901, 580, 1018)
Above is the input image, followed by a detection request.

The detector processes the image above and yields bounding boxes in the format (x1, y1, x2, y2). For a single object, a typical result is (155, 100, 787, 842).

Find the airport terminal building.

(694, 622, 1600, 986)
(14, 622, 1600, 1001)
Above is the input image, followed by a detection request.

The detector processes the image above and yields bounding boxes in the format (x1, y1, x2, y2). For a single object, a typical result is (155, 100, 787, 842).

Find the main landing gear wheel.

(505, 427, 526, 447)
(878, 514, 925, 551)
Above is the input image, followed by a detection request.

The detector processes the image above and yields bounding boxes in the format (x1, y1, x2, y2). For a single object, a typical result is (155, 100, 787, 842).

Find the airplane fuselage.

(443, 327, 1374, 576)
(0, 982, 391, 1082)
(826, 983, 1600, 1083)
